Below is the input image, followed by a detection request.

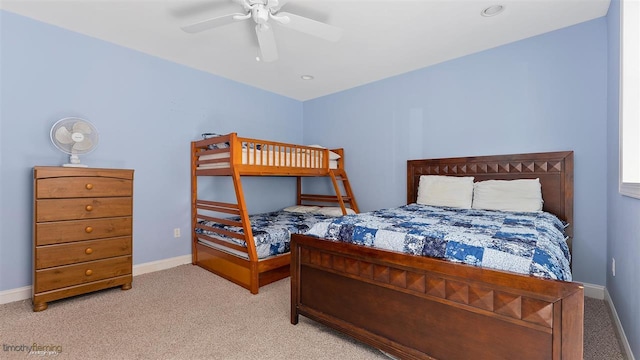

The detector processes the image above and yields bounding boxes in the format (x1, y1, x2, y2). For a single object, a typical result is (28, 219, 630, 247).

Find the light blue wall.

(303, 19, 609, 286)
(606, 0, 639, 357)
(0, 11, 303, 291)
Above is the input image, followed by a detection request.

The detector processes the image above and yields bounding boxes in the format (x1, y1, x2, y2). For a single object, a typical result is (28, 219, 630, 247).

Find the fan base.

(63, 163, 89, 168)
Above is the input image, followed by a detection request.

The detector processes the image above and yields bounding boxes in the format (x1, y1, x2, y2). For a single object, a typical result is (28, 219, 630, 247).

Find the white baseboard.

(583, 282, 605, 300)
(584, 283, 635, 359)
(605, 288, 636, 360)
(132, 254, 191, 276)
(0, 285, 32, 305)
(0, 254, 192, 305)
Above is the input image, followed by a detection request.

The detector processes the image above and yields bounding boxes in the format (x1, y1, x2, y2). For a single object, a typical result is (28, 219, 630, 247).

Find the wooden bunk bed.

(191, 132, 359, 294)
(291, 151, 584, 360)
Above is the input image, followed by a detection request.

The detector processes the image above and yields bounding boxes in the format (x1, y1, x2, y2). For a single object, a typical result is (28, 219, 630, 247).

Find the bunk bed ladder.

(329, 169, 360, 214)
(231, 169, 260, 293)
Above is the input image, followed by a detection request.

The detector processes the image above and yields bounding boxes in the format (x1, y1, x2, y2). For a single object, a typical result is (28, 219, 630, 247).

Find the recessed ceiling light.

(301, 75, 314, 80)
(481, 5, 504, 17)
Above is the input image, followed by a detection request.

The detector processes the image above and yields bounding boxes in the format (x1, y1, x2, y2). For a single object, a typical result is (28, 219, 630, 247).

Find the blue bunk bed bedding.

(196, 210, 331, 259)
(304, 203, 572, 281)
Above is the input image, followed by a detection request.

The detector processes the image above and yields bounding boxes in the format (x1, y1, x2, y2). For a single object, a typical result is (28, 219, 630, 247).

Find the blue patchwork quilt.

(196, 210, 330, 259)
(304, 203, 572, 281)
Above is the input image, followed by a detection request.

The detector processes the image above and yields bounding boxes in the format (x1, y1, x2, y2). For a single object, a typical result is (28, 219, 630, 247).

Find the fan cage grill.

(50, 117, 99, 156)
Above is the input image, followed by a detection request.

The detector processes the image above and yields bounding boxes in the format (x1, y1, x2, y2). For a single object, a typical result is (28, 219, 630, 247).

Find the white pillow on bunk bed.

(307, 145, 341, 160)
(314, 207, 356, 217)
(283, 205, 321, 213)
(472, 178, 543, 212)
(416, 175, 475, 209)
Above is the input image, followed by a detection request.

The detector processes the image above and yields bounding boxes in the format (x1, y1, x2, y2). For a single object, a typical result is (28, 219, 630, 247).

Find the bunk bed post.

(191, 141, 198, 265)
(249, 262, 259, 294)
(296, 176, 302, 205)
(229, 132, 242, 165)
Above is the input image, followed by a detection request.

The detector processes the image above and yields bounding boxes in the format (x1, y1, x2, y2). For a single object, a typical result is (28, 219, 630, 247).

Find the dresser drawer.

(36, 177, 132, 198)
(36, 236, 132, 269)
(34, 255, 132, 293)
(36, 197, 132, 222)
(36, 217, 132, 246)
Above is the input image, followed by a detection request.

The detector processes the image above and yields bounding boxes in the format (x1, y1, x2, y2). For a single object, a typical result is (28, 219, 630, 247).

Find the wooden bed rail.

(194, 200, 249, 255)
(196, 199, 241, 216)
(194, 133, 343, 172)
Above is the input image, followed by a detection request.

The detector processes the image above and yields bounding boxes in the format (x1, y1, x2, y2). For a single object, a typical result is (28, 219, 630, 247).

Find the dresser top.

(34, 166, 134, 180)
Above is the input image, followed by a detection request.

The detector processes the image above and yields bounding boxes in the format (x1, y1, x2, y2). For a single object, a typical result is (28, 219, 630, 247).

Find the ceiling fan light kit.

(181, 0, 342, 62)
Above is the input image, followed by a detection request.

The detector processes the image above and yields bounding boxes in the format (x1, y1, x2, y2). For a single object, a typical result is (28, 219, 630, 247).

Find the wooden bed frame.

(191, 133, 359, 294)
(291, 151, 583, 360)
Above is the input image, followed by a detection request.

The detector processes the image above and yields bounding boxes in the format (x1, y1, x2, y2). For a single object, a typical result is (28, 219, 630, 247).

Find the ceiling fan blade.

(181, 13, 247, 33)
(255, 24, 278, 62)
(276, 11, 342, 42)
(267, 0, 287, 12)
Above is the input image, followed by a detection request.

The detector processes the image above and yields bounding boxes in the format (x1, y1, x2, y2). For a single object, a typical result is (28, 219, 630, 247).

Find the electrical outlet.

(612, 258, 616, 277)
(174, 228, 181, 238)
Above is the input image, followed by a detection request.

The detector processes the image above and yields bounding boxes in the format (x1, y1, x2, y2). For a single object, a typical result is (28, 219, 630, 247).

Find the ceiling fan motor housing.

(252, 5, 269, 24)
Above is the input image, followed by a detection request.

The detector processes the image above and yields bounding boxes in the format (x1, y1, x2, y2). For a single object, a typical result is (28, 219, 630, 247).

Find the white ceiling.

(1, 0, 611, 101)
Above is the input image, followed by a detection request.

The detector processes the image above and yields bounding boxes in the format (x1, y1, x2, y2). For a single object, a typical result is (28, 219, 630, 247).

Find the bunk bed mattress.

(305, 203, 572, 281)
(198, 150, 338, 169)
(196, 210, 332, 259)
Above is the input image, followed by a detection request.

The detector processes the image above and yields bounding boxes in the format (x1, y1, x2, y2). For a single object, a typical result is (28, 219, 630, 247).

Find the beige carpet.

(0, 264, 626, 359)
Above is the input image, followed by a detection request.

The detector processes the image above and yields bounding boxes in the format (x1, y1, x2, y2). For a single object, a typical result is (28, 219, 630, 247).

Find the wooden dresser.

(33, 166, 134, 312)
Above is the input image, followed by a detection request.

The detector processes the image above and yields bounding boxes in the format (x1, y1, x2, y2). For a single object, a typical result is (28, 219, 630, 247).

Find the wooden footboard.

(291, 234, 584, 360)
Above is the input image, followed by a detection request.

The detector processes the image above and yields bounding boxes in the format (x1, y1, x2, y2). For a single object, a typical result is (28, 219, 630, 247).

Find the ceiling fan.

(180, 0, 342, 62)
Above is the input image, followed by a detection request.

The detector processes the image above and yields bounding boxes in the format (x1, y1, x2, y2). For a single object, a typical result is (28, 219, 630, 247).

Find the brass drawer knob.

(85, 248, 93, 255)
(85, 226, 93, 233)
(85, 183, 94, 190)
(85, 269, 93, 276)
(85, 205, 93, 211)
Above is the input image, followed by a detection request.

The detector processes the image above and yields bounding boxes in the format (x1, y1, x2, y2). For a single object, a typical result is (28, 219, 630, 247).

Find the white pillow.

(314, 207, 356, 217)
(282, 205, 321, 213)
(416, 175, 474, 209)
(472, 179, 543, 212)
(308, 145, 341, 160)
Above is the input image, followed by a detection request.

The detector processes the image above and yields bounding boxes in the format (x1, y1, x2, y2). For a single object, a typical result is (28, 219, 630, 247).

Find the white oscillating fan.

(50, 118, 99, 167)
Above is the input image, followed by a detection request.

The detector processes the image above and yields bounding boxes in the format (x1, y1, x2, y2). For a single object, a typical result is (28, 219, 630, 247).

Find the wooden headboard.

(407, 151, 574, 251)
